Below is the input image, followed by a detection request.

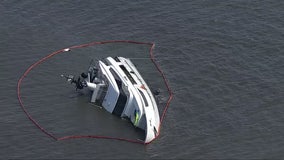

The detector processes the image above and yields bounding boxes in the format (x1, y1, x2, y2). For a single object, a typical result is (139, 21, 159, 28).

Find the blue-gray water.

(1, 0, 283, 159)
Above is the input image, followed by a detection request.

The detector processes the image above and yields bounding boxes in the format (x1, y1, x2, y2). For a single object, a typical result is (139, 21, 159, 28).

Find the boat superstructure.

(63, 57, 160, 143)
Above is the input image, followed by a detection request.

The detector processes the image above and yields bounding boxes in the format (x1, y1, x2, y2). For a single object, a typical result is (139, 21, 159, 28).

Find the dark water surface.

(1, 0, 283, 159)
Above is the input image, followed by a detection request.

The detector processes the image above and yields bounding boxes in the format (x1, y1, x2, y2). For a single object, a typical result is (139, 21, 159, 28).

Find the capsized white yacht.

(62, 57, 160, 143)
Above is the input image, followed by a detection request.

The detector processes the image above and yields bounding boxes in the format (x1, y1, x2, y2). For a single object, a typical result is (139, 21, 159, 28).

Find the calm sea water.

(1, 0, 283, 159)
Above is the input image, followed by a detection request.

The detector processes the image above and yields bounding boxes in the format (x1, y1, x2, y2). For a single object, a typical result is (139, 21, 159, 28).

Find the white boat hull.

(83, 57, 160, 143)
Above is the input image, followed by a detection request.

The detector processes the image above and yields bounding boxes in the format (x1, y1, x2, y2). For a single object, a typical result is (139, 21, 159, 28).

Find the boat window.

(114, 56, 121, 62)
(113, 89, 127, 116)
(154, 127, 157, 136)
(119, 65, 137, 84)
(109, 68, 122, 89)
(109, 67, 127, 116)
(95, 85, 108, 106)
(138, 89, 148, 107)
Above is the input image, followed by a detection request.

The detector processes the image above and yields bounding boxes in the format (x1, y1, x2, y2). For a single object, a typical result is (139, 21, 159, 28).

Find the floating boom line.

(17, 40, 173, 145)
